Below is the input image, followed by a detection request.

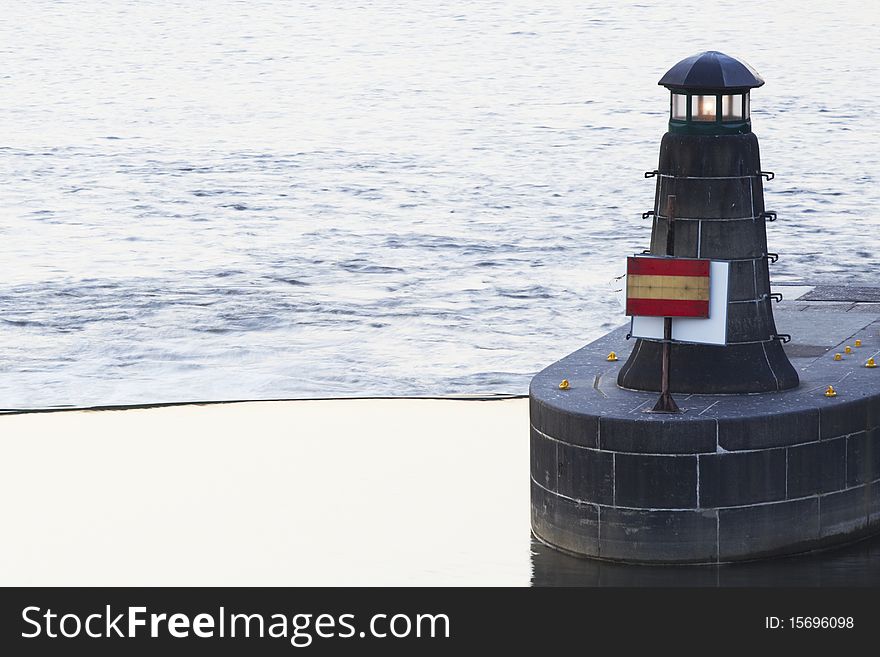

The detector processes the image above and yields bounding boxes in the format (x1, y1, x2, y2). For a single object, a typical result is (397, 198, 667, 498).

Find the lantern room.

(659, 51, 764, 135)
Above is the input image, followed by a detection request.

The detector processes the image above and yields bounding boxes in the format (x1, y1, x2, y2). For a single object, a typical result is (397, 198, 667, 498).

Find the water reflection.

(531, 532, 880, 586)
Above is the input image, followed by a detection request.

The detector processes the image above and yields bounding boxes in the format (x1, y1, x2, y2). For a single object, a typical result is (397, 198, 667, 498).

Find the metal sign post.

(651, 195, 681, 413)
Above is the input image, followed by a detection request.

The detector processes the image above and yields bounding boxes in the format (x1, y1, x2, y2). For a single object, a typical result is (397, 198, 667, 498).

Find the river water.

(2, 1, 878, 408)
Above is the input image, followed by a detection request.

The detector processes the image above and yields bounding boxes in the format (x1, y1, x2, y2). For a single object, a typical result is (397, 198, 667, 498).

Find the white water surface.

(1, 1, 878, 407)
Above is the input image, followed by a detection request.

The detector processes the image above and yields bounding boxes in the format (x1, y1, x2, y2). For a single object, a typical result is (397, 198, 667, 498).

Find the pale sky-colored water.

(1, 1, 878, 408)
(5, 398, 880, 586)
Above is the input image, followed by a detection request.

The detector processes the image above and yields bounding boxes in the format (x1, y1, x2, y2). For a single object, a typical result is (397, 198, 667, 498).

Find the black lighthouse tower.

(617, 51, 799, 393)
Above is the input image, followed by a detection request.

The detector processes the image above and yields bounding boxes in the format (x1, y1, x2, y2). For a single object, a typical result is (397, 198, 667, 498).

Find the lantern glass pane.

(672, 94, 688, 119)
(744, 93, 750, 119)
(691, 95, 717, 121)
(722, 94, 743, 120)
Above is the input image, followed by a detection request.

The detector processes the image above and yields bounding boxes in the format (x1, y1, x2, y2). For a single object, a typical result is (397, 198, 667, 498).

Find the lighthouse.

(617, 51, 799, 394)
(529, 52, 880, 563)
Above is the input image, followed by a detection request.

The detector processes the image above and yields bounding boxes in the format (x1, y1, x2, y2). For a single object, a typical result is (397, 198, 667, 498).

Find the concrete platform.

(530, 285, 880, 563)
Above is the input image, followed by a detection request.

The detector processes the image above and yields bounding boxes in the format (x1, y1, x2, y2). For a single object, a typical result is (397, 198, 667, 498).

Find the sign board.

(629, 260, 730, 346)
(626, 256, 710, 318)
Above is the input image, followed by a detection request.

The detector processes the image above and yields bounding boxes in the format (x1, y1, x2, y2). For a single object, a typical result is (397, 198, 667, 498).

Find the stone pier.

(530, 286, 880, 563)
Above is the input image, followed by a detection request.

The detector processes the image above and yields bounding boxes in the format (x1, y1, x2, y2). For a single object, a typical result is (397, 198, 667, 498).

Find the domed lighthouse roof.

(658, 51, 764, 92)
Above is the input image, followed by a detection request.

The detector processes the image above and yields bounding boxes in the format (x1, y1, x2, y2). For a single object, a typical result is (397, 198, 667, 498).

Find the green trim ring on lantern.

(668, 119, 751, 135)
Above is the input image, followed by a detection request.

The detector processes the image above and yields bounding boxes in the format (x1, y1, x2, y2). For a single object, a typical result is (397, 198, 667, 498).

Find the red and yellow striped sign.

(626, 257, 710, 318)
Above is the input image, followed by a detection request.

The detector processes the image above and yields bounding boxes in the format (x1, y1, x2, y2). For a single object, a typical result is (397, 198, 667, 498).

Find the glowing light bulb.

(700, 95, 716, 119)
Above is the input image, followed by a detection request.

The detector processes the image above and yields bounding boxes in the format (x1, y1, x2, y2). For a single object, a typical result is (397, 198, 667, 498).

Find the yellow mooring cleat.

(844, 345, 852, 354)
(607, 351, 618, 362)
(824, 385, 838, 397)
(834, 353, 843, 361)
(867, 358, 878, 369)
(559, 379, 570, 390)
(855, 339, 862, 347)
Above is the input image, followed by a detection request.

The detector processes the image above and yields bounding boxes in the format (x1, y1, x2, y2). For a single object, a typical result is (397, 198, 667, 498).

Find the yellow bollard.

(855, 339, 862, 347)
(824, 385, 837, 397)
(559, 379, 570, 390)
(867, 358, 877, 369)
(607, 351, 619, 362)
(844, 345, 852, 354)
(833, 353, 842, 361)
